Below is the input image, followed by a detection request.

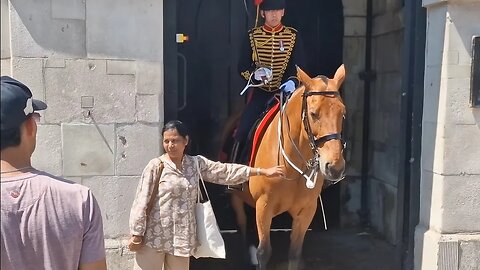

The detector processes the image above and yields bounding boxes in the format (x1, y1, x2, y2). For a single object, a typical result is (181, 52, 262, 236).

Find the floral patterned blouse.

(129, 154, 250, 257)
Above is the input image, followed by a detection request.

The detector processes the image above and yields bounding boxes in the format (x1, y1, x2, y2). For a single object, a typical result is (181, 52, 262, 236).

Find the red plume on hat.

(255, 0, 263, 5)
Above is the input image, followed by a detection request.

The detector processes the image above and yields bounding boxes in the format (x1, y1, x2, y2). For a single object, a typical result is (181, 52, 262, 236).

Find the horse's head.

(297, 65, 346, 181)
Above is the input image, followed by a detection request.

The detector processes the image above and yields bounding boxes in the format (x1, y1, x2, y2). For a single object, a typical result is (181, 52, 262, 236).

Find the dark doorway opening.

(164, 0, 344, 231)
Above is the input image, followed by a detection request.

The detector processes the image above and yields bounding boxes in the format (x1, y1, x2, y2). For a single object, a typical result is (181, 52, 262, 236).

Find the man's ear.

(22, 117, 37, 140)
(185, 135, 190, 146)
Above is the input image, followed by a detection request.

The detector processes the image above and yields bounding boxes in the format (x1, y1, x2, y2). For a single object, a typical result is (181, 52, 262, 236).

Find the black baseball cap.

(1, 76, 47, 131)
(260, 0, 285, 10)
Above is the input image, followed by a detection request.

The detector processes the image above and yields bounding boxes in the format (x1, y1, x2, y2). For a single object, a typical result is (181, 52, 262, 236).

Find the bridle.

(301, 90, 345, 153)
(277, 81, 346, 189)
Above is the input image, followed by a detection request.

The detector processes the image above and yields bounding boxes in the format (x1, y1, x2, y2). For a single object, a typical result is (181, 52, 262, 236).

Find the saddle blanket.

(249, 102, 280, 167)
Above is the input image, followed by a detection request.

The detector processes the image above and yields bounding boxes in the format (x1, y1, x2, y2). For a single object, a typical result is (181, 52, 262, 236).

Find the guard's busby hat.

(260, 0, 285, 11)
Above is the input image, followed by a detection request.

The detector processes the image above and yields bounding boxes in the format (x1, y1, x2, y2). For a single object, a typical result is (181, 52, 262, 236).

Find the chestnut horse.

(231, 64, 347, 270)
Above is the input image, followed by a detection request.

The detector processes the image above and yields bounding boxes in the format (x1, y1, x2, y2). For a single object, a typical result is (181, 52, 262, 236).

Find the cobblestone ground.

(190, 228, 400, 270)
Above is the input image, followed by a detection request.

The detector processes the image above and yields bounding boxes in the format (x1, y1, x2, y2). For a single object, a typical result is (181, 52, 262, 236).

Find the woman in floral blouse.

(128, 120, 284, 270)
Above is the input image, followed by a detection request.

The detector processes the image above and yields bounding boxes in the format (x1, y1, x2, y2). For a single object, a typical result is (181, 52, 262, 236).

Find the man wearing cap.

(0, 76, 107, 270)
(233, 0, 306, 164)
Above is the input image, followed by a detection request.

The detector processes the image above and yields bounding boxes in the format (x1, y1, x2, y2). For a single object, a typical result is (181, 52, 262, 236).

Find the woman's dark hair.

(1, 127, 22, 151)
(162, 120, 190, 139)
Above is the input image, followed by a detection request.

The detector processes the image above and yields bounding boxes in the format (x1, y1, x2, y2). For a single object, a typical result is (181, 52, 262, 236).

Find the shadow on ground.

(190, 228, 400, 270)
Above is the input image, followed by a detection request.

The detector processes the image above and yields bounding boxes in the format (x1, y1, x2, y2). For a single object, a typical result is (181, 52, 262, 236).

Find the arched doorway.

(164, 0, 344, 233)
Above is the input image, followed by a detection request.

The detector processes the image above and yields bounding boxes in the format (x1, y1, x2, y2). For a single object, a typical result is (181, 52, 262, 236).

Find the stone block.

(372, 0, 386, 15)
(51, 0, 85, 20)
(9, 1, 86, 58)
(424, 5, 447, 67)
(11, 58, 45, 102)
(418, 170, 434, 226)
(459, 240, 480, 270)
(344, 17, 366, 37)
(0, 59, 11, 76)
(440, 175, 480, 233)
(115, 124, 161, 176)
(31, 124, 62, 176)
(422, 171, 446, 231)
(422, 65, 442, 123)
(444, 64, 472, 79)
(340, 178, 362, 227)
(136, 94, 160, 122)
(1, 0, 10, 59)
(414, 227, 441, 270)
(422, 120, 447, 175)
(343, 37, 366, 75)
(371, 150, 399, 188)
(442, 124, 480, 175)
(86, 0, 163, 60)
(44, 59, 136, 123)
(82, 176, 138, 237)
(446, 50, 459, 65)
(372, 9, 404, 36)
(62, 123, 115, 176)
(368, 178, 398, 244)
(136, 61, 163, 94)
(445, 2, 480, 66)
(106, 60, 136, 75)
(45, 58, 66, 68)
(342, 0, 366, 16)
(415, 228, 480, 270)
(442, 77, 478, 125)
(105, 239, 135, 270)
(372, 33, 403, 73)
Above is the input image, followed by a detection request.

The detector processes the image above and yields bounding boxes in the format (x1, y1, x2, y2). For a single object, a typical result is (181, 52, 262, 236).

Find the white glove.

(253, 67, 273, 84)
(280, 80, 296, 93)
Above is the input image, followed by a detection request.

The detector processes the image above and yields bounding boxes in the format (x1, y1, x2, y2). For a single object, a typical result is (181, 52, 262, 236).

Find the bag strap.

(146, 158, 164, 217)
(194, 156, 210, 203)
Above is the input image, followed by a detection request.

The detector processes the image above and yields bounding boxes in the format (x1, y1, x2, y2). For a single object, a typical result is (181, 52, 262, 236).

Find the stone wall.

(415, 0, 480, 269)
(340, 0, 367, 227)
(340, 0, 407, 245)
(0, 0, 415, 267)
(1, 0, 165, 267)
(368, 0, 404, 244)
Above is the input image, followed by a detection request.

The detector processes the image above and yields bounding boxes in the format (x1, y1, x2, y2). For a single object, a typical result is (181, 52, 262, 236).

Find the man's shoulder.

(249, 26, 263, 35)
(33, 170, 91, 195)
(284, 26, 298, 33)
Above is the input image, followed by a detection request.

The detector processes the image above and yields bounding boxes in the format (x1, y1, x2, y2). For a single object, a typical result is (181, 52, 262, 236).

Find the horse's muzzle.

(323, 161, 345, 181)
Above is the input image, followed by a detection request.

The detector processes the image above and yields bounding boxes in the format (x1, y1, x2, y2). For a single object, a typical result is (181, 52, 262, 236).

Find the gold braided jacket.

(241, 25, 298, 91)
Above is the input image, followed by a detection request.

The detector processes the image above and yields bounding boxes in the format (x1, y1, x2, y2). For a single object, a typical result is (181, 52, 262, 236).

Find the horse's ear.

(334, 64, 346, 87)
(296, 66, 312, 87)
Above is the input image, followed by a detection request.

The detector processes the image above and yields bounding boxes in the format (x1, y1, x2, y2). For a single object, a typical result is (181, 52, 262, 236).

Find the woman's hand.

(257, 165, 286, 178)
(128, 235, 143, 252)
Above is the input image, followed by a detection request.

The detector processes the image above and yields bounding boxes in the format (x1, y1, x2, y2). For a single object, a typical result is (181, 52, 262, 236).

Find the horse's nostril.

(325, 163, 331, 172)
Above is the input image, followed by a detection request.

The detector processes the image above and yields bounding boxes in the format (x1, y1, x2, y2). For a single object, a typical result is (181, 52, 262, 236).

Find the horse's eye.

(310, 112, 319, 120)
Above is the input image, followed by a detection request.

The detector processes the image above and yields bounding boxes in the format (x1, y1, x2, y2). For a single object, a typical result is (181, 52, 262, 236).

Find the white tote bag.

(192, 157, 226, 259)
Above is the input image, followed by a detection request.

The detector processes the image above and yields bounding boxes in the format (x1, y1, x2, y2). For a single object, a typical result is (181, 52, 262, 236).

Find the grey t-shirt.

(1, 170, 105, 270)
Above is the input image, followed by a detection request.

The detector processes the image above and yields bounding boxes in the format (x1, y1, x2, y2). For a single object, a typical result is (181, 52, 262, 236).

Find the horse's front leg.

(288, 203, 317, 270)
(255, 197, 273, 270)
